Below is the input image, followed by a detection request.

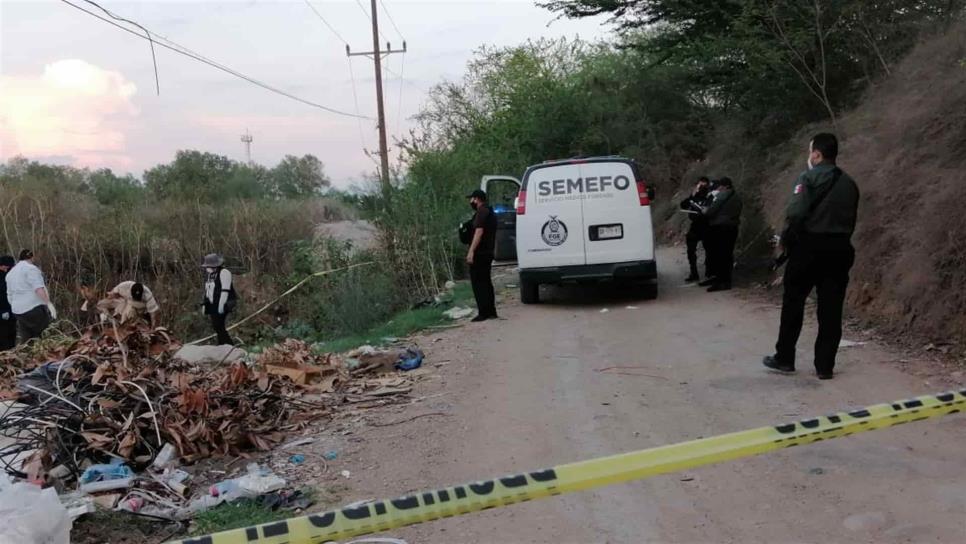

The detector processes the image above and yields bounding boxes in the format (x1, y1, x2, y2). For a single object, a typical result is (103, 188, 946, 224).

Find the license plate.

(597, 225, 622, 239)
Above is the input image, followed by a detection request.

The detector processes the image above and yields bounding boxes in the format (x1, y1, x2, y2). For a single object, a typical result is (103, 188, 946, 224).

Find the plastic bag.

(0, 475, 71, 544)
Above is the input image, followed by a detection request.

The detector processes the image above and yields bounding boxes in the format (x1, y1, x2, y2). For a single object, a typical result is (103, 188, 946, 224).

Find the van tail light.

(516, 190, 527, 215)
(637, 181, 650, 206)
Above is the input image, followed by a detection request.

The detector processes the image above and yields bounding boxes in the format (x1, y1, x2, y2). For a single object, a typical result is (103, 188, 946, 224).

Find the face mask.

(205, 267, 215, 274)
(470, 201, 479, 210)
(807, 156, 814, 170)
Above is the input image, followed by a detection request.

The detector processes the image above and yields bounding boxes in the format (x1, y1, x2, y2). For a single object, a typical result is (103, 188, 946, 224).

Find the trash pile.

(0, 324, 426, 531)
(0, 323, 327, 483)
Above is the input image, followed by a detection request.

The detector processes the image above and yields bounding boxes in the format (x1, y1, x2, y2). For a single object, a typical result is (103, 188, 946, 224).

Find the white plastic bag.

(0, 475, 71, 544)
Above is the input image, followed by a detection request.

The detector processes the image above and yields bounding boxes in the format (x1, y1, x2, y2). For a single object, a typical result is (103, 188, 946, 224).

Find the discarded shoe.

(762, 355, 795, 374)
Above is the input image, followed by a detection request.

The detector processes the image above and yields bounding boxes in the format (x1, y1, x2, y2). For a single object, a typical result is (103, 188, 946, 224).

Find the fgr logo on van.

(541, 216, 568, 246)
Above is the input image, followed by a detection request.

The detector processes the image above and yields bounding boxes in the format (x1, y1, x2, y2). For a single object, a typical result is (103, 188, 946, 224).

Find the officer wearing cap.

(700, 177, 743, 292)
(764, 132, 860, 380)
(466, 189, 498, 321)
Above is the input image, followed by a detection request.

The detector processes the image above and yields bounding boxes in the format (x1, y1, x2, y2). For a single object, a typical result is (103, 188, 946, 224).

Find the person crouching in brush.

(201, 253, 237, 345)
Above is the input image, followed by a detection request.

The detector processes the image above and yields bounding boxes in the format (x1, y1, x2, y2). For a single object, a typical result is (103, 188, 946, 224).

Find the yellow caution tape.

(170, 388, 966, 544)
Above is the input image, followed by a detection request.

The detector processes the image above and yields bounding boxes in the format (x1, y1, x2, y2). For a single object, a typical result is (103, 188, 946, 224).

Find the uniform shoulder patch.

(793, 184, 804, 195)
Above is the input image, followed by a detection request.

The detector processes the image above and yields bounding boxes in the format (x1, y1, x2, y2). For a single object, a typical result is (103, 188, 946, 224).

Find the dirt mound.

(759, 25, 966, 348)
(660, 25, 966, 352)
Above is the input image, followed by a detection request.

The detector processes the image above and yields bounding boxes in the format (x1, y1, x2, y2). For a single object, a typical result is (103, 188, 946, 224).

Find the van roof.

(538, 155, 632, 167)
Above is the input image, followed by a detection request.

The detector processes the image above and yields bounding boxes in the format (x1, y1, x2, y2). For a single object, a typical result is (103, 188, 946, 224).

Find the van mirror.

(647, 186, 656, 201)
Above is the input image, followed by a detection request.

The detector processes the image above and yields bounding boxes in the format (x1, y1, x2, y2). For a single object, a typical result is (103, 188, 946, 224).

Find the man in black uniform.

(764, 133, 860, 380)
(0, 255, 16, 350)
(680, 176, 712, 282)
(700, 177, 742, 292)
(466, 189, 498, 322)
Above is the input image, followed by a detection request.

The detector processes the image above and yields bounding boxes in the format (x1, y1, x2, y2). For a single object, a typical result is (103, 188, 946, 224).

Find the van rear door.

(579, 160, 654, 265)
(480, 176, 521, 261)
(517, 163, 586, 268)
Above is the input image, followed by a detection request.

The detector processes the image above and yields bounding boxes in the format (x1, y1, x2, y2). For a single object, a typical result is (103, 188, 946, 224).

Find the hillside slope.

(663, 25, 966, 350)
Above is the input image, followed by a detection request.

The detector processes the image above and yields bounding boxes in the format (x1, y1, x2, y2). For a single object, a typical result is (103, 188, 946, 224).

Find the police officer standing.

(680, 176, 712, 282)
(466, 189, 498, 322)
(764, 133, 859, 380)
(700, 177, 742, 292)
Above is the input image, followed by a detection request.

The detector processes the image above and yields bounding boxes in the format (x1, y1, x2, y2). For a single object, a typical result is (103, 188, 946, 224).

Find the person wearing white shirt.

(5, 249, 57, 344)
(97, 281, 161, 327)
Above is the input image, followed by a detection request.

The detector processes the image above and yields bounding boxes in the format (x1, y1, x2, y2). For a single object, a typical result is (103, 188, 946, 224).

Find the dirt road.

(337, 247, 966, 543)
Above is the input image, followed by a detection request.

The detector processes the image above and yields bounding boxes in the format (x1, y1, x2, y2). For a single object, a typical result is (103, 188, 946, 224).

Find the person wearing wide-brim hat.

(201, 253, 237, 345)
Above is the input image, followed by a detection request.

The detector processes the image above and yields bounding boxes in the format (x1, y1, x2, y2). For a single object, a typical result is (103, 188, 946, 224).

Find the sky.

(0, 0, 610, 188)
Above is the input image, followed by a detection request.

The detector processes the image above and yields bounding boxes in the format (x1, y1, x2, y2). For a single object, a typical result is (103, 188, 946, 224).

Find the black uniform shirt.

(472, 205, 498, 258)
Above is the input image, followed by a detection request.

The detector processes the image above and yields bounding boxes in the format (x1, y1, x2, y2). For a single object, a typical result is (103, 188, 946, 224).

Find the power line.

(81, 0, 159, 95)
(302, 0, 349, 45)
(378, 0, 405, 41)
(59, 0, 369, 119)
(302, 0, 378, 165)
(353, 0, 389, 42)
(395, 51, 406, 139)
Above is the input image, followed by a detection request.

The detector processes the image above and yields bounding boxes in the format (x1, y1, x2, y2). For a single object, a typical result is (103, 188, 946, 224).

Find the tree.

(143, 150, 238, 202)
(268, 155, 330, 199)
(86, 168, 145, 206)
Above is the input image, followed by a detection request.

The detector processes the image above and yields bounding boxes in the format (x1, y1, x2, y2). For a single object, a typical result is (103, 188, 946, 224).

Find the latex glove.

(1, 312, 9, 321)
(47, 303, 58, 320)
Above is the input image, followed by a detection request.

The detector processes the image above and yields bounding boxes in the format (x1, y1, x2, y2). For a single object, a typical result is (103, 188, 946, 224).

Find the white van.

(482, 157, 657, 303)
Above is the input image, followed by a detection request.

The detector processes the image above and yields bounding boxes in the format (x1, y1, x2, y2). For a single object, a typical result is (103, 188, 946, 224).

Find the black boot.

(763, 355, 795, 374)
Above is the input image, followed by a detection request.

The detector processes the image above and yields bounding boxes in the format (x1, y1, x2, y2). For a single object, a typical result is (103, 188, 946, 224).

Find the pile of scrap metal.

(0, 324, 337, 483)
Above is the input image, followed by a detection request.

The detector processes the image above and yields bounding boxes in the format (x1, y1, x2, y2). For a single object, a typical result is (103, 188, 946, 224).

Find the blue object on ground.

(323, 450, 338, 461)
(80, 458, 133, 483)
(395, 347, 424, 371)
(288, 454, 305, 465)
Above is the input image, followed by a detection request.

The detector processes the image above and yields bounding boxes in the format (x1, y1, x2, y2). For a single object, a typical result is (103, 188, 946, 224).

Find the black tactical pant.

(469, 255, 496, 318)
(209, 313, 234, 346)
(685, 226, 709, 278)
(0, 316, 16, 350)
(775, 243, 855, 375)
(15, 305, 51, 345)
(708, 225, 738, 285)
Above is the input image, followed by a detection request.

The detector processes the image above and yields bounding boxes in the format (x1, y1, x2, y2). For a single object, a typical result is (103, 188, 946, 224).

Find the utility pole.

(347, 0, 406, 201)
(240, 129, 253, 166)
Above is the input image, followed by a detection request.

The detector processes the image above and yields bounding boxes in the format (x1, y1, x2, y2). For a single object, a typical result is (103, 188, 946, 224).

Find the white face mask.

(807, 156, 814, 170)
(205, 267, 215, 274)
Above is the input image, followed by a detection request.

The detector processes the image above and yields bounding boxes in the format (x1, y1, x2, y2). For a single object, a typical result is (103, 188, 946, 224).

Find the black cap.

(466, 189, 487, 201)
(718, 176, 734, 188)
(0, 255, 14, 267)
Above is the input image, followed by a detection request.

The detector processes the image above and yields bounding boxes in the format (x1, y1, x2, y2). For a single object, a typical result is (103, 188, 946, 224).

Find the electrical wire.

(302, 0, 349, 45)
(395, 51, 406, 140)
(81, 0, 160, 95)
(354, 0, 390, 43)
(58, 0, 370, 119)
(378, 0, 405, 41)
(301, 0, 379, 166)
(348, 57, 380, 167)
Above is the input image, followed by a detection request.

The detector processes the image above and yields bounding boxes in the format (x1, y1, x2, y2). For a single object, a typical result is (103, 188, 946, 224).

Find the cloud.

(0, 59, 139, 169)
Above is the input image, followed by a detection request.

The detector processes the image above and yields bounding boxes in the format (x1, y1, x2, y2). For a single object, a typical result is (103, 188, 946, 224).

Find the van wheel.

(642, 282, 658, 300)
(520, 280, 539, 304)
